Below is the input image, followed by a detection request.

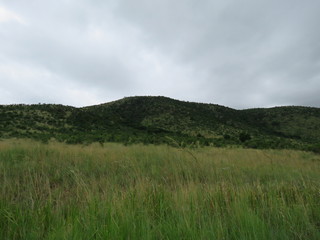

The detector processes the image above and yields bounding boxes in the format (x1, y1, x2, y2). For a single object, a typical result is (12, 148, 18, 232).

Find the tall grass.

(0, 139, 319, 239)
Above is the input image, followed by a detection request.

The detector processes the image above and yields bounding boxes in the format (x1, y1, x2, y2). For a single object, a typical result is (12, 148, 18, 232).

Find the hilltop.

(1, 96, 320, 151)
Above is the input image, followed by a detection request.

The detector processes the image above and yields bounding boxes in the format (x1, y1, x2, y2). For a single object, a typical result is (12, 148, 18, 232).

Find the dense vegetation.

(1, 139, 319, 239)
(1, 96, 320, 152)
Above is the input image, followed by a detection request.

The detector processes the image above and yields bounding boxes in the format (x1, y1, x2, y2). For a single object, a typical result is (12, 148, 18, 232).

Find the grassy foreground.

(0, 139, 319, 239)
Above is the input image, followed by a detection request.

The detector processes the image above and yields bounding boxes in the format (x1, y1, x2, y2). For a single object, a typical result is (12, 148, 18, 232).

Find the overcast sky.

(1, 0, 320, 109)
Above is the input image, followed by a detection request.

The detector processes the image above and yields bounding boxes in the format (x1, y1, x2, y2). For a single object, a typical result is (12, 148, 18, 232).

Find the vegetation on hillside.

(1, 96, 320, 152)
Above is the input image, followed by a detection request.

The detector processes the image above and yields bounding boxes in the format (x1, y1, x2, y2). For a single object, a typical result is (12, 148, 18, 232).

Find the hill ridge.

(1, 96, 320, 152)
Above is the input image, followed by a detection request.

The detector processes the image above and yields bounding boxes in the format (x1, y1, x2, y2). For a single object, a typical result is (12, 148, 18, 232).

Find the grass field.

(0, 139, 319, 239)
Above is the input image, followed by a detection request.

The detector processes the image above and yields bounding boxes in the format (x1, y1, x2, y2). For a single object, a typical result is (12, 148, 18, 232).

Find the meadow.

(0, 139, 319, 239)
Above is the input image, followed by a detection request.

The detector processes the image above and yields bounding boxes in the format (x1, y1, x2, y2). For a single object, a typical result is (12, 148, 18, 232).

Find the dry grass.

(0, 139, 319, 239)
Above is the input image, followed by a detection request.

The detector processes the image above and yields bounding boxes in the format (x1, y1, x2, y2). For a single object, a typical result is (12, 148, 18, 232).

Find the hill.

(1, 96, 320, 151)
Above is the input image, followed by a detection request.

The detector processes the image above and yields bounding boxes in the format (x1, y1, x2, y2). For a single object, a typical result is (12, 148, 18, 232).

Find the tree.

(239, 132, 251, 142)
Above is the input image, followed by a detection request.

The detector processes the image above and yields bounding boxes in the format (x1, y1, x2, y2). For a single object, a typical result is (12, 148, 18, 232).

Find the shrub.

(239, 132, 251, 142)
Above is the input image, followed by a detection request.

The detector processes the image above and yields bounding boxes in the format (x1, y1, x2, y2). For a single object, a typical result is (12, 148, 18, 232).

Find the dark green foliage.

(1, 96, 320, 151)
(239, 132, 251, 142)
(308, 143, 320, 154)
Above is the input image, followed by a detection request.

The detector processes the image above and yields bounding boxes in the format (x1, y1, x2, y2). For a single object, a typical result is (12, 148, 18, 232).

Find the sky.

(0, 0, 320, 109)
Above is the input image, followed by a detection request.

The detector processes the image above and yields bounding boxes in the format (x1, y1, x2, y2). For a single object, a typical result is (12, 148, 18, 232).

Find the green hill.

(1, 96, 320, 151)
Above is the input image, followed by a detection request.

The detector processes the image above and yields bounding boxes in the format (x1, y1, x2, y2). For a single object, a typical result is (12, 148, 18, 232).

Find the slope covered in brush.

(1, 96, 320, 151)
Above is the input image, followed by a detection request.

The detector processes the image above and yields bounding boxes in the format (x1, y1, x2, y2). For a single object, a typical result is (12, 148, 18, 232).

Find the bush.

(239, 132, 251, 142)
(309, 143, 320, 154)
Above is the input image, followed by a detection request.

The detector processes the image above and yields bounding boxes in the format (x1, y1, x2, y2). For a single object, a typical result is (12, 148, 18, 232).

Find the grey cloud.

(1, 0, 320, 108)
(1, 5, 135, 90)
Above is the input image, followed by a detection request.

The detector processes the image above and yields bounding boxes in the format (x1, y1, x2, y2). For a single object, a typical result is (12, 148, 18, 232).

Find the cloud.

(0, 0, 320, 108)
(0, 6, 26, 24)
(111, 0, 320, 108)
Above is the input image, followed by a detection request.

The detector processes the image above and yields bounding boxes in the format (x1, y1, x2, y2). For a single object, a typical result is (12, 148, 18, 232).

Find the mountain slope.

(1, 96, 320, 151)
(240, 107, 320, 143)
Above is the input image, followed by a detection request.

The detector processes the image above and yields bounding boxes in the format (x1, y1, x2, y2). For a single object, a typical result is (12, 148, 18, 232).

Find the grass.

(0, 139, 320, 239)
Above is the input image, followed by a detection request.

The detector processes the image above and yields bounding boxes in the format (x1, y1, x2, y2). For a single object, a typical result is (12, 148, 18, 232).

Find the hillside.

(1, 96, 320, 151)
